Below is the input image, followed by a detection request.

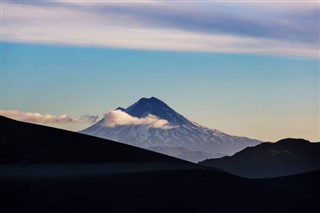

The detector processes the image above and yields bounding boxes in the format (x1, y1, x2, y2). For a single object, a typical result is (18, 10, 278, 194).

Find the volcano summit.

(81, 97, 262, 162)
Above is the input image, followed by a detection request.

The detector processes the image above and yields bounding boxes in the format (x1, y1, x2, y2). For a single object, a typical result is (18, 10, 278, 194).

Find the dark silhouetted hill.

(1, 117, 319, 212)
(0, 115, 183, 164)
(200, 138, 320, 178)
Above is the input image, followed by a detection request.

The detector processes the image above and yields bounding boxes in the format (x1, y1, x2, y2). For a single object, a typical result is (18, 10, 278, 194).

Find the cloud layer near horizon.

(103, 110, 174, 129)
(2, 1, 319, 58)
(0, 110, 98, 124)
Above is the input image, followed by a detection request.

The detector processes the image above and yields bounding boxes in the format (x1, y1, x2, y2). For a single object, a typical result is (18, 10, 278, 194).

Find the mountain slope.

(199, 138, 320, 178)
(81, 97, 262, 162)
(0, 115, 184, 164)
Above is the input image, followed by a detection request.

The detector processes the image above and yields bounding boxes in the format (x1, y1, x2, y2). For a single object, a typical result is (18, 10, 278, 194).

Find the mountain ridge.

(199, 138, 320, 178)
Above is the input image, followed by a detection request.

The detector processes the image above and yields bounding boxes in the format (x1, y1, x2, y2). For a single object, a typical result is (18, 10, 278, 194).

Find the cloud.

(0, 110, 98, 124)
(103, 110, 174, 129)
(1, 1, 319, 58)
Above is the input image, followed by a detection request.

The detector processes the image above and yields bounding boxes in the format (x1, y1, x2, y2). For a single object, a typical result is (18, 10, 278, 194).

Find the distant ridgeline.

(200, 138, 320, 178)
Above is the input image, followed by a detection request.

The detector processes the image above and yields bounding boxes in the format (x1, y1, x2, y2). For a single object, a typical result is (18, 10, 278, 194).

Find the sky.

(1, 0, 319, 142)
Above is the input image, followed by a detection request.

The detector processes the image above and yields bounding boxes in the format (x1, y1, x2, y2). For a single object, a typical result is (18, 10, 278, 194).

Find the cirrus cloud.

(103, 110, 175, 129)
(1, 1, 319, 58)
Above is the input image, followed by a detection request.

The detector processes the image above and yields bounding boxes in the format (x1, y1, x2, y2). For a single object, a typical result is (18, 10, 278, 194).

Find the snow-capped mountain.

(80, 97, 262, 162)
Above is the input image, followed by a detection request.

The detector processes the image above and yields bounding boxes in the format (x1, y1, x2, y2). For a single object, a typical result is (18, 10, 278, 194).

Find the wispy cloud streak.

(2, 1, 319, 58)
(0, 110, 98, 124)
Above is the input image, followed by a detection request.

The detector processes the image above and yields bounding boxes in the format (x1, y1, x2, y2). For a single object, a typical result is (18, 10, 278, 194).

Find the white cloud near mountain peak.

(103, 110, 174, 129)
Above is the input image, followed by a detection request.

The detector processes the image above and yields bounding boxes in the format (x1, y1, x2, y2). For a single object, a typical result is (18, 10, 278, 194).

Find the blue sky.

(1, 1, 319, 141)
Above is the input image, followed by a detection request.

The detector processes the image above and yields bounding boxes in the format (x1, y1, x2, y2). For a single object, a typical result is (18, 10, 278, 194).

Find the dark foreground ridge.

(199, 138, 320, 178)
(1, 116, 319, 212)
(0, 115, 183, 164)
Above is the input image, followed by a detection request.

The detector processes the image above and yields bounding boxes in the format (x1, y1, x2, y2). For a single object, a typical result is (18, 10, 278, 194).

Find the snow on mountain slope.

(80, 97, 262, 162)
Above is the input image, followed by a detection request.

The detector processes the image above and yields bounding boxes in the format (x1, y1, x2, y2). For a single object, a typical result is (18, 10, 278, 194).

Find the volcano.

(81, 97, 262, 162)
